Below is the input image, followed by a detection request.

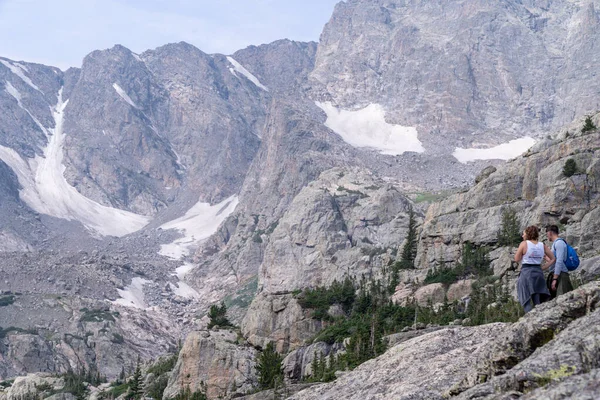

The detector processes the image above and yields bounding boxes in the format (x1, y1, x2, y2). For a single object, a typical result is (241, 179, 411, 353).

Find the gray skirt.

(518, 264, 551, 311)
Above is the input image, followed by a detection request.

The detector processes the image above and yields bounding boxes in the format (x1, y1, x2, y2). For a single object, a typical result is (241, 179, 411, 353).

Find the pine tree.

(127, 358, 144, 400)
(399, 207, 418, 269)
(389, 207, 418, 293)
(563, 158, 578, 177)
(256, 342, 283, 390)
(207, 302, 233, 329)
(581, 116, 597, 133)
(497, 208, 522, 247)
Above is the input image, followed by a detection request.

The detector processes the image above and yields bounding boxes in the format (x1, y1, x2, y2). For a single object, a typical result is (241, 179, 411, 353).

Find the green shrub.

(256, 342, 283, 390)
(0, 379, 14, 389)
(497, 207, 522, 247)
(173, 387, 207, 400)
(111, 333, 125, 344)
(297, 277, 355, 320)
(0, 326, 37, 339)
(0, 295, 15, 307)
(80, 309, 116, 323)
(207, 302, 233, 329)
(464, 278, 524, 325)
(424, 243, 491, 286)
(145, 374, 169, 400)
(581, 116, 597, 133)
(147, 354, 178, 376)
(563, 158, 578, 177)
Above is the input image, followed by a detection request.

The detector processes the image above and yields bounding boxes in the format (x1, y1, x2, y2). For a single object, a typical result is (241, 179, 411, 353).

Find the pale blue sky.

(0, 0, 340, 70)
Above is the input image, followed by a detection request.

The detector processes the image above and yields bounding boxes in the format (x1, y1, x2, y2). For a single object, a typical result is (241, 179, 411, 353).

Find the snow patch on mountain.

(0, 59, 42, 93)
(114, 277, 151, 309)
(316, 102, 425, 156)
(453, 137, 536, 163)
(227, 56, 269, 92)
(170, 282, 201, 299)
(159, 195, 239, 260)
(113, 83, 139, 108)
(0, 89, 151, 237)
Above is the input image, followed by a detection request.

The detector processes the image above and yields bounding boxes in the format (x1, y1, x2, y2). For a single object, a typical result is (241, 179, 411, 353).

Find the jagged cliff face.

(1, 0, 600, 383)
(312, 0, 600, 153)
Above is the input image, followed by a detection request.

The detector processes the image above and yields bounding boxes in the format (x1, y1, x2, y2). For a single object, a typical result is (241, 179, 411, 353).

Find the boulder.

(413, 283, 445, 307)
(282, 342, 345, 382)
(3, 374, 64, 400)
(446, 280, 474, 303)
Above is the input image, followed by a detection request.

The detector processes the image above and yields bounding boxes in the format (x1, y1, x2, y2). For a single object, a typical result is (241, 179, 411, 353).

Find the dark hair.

(525, 226, 539, 241)
(546, 225, 559, 235)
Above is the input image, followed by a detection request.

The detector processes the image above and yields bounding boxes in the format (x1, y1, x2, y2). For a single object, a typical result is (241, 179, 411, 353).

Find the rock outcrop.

(241, 167, 418, 351)
(418, 115, 600, 271)
(163, 330, 257, 400)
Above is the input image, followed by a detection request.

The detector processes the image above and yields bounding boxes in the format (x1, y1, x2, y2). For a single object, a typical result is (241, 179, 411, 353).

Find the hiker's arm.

(554, 241, 567, 277)
(514, 242, 526, 262)
(542, 245, 555, 271)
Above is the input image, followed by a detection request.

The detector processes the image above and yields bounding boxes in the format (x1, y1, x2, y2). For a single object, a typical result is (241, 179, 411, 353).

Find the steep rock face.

(233, 40, 318, 96)
(240, 293, 325, 353)
(290, 281, 600, 400)
(163, 330, 257, 400)
(62, 45, 179, 215)
(418, 115, 600, 269)
(311, 0, 600, 153)
(241, 167, 417, 350)
(0, 58, 61, 157)
(142, 43, 266, 205)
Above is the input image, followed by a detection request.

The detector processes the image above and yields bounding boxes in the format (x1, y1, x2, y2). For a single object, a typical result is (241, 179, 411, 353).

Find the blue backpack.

(555, 238, 580, 271)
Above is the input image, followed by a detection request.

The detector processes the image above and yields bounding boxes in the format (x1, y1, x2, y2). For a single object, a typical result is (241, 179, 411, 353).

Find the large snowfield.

(453, 137, 536, 163)
(159, 195, 239, 260)
(316, 102, 425, 155)
(0, 86, 151, 237)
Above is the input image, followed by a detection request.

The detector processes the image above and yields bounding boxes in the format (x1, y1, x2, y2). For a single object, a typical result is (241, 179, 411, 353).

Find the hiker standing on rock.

(515, 226, 554, 312)
(545, 225, 574, 298)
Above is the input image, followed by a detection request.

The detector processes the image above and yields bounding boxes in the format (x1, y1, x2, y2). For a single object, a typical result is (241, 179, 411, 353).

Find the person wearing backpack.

(545, 225, 575, 298)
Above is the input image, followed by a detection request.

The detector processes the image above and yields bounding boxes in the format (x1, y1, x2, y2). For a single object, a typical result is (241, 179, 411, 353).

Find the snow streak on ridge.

(227, 56, 269, 92)
(113, 83, 139, 108)
(0, 59, 42, 93)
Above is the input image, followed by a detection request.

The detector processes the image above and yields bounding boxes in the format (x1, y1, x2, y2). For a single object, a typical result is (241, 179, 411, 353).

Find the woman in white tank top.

(514, 226, 555, 313)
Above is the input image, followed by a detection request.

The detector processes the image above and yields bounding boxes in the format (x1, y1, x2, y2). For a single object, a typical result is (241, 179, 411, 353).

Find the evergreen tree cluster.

(296, 277, 356, 320)
(581, 115, 597, 133)
(424, 242, 491, 285)
(207, 302, 234, 329)
(173, 387, 208, 400)
(563, 158, 578, 178)
(256, 342, 284, 390)
(497, 207, 522, 247)
(388, 207, 418, 293)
